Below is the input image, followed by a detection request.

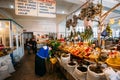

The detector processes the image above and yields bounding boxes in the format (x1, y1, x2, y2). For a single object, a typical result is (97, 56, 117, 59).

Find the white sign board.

(37, 0, 56, 18)
(15, 0, 37, 16)
(15, 0, 56, 18)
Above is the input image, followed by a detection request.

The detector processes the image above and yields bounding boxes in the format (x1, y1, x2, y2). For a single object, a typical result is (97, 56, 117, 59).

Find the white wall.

(17, 20, 56, 33)
(58, 19, 66, 39)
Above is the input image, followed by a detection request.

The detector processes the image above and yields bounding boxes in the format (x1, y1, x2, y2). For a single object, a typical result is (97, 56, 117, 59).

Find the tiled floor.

(5, 50, 66, 80)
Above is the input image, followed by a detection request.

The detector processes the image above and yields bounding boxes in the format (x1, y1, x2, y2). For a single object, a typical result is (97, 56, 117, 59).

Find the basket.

(106, 58, 120, 70)
(50, 57, 57, 64)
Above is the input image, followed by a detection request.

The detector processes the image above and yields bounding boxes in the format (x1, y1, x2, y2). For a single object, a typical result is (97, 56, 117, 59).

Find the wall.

(58, 20, 66, 39)
(17, 19, 56, 33)
(0, 9, 68, 39)
(0, 9, 13, 18)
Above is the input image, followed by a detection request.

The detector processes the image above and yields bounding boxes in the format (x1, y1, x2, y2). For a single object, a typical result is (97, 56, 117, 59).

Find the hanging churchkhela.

(72, 15, 78, 28)
(66, 19, 72, 30)
(66, 1, 102, 40)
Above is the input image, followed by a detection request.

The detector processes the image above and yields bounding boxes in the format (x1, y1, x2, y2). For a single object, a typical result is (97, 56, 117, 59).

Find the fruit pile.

(58, 42, 100, 61)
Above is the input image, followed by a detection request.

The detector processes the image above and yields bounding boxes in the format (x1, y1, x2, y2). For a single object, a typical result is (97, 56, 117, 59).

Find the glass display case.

(0, 19, 24, 62)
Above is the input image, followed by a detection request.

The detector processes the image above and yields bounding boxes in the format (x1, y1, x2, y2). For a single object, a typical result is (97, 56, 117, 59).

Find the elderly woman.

(35, 42, 50, 76)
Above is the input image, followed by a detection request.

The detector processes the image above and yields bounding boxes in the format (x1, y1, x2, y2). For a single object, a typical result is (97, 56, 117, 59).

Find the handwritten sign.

(15, 0, 56, 18)
(15, 0, 37, 16)
(37, 0, 56, 18)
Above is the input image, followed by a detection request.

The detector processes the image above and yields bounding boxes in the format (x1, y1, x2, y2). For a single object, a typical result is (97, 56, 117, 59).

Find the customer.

(35, 42, 49, 76)
(25, 38, 31, 55)
(31, 38, 37, 54)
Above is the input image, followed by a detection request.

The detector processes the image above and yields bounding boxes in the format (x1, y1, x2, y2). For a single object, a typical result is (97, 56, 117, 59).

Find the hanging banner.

(37, 0, 56, 18)
(15, 0, 56, 18)
(15, 0, 37, 16)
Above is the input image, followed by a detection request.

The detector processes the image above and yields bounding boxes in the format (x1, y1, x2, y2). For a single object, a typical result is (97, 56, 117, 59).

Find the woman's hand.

(49, 47, 52, 50)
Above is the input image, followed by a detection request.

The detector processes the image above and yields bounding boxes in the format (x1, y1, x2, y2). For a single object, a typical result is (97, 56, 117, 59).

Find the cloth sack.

(61, 54, 70, 64)
(73, 66, 87, 80)
(87, 64, 107, 80)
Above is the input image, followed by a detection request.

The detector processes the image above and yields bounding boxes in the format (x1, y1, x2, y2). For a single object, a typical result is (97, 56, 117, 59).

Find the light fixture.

(109, 18, 114, 24)
(62, 11, 64, 14)
(119, 20, 120, 25)
(10, 5, 14, 9)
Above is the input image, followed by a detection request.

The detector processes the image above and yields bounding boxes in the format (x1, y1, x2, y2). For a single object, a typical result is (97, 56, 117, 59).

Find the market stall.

(46, 1, 120, 79)
(0, 19, 24, 79)
(47, 40, 120, 80)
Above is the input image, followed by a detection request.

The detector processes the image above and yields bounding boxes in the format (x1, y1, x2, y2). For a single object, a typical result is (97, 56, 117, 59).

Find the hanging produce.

(72, 15, 78, 28)
(72, 22, 77, 28)
(66, 1, 102, 40)
(66, 19, 72, 30)
(73, 15, 78, 23)
(80, 26, 93, 41)
(78, 2, 102, 20)
(69, 31, 73, 39)
(106, 24, 112, 37)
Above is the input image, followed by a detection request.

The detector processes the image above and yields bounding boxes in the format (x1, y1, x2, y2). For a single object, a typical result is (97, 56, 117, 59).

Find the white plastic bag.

(6, 59, 15, 73)
(117, 71, 120, 80)
(1, 57, 15, 73)
(0, 65, 11, 80)
(14, 55, 21, 62)
(103, 67, 118, 80)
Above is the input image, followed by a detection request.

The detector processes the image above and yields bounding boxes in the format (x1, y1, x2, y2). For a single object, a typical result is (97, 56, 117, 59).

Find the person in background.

(31, 38, 37, 54)
(26, 38, 31, 55)
(0, 40, 4, 51)
(116, 39, 120, 51)
(35, 42, 50, 76)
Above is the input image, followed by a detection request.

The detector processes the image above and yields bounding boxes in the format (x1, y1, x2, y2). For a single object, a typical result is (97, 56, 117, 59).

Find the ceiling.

(0, 0, 120, 28)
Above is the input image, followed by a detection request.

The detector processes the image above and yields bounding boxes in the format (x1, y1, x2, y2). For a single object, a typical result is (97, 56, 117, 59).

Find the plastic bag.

(6, 59, 15, 73)
(0, 65, 11, 80)
(103, 67, 118, 80)
(101, 29, 108, 37)
(117, 71, 120, 80)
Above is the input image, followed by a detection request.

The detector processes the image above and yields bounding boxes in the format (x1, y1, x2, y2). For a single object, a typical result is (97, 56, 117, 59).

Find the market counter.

(0, 47, 16, 57)
(55, 54, 120, 80)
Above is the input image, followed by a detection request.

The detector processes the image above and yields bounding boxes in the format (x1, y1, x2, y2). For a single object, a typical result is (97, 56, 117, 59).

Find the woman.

(35, 43, 49, 76)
